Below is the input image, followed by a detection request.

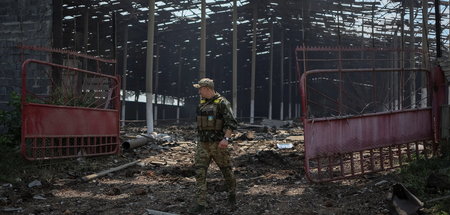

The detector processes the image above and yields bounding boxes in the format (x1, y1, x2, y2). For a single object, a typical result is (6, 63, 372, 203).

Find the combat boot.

(228, 192, 236, 209)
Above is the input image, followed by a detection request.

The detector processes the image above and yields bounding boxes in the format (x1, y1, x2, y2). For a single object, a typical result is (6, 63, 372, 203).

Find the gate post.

(431, 66, 446, 144)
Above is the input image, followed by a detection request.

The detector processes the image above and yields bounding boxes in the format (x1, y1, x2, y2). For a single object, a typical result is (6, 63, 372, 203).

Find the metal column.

(121, 24, 129, 127)
(200, 0, 206, 78)
(280, 31, 284, 120)
(145, 0, 155, 134)
(154, 43, 160, 126)
(268, 21, 273, 120)
(177, 46, 183, 124)
(250, 3, 257, 123)
(232, 0, 238, 116)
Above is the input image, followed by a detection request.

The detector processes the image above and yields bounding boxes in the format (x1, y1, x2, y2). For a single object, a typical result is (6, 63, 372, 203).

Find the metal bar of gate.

(21, 59, 121, 160)
(300, 68, 436, 182)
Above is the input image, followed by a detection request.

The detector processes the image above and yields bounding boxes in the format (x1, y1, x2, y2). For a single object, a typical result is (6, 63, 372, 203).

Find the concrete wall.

(0, 0, 52, 110)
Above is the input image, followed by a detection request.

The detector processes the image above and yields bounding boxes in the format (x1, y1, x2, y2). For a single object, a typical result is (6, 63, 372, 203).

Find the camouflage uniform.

(194, 92, 238, 207)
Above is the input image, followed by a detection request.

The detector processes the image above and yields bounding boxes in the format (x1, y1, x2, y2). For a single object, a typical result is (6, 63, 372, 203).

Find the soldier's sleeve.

(220, 99, 238, 131)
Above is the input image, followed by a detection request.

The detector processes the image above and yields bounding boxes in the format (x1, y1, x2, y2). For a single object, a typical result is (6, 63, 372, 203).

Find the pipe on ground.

(122, 137, 150, 150)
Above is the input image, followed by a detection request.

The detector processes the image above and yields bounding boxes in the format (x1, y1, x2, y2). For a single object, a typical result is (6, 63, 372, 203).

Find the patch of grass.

(398, 155, 450, 214)
(0, 92, 25, 183)
(0, 145, 28, 183)
(427, 198, 450, 215)
(0, 92, 21, 148)
(399, 157, 448, 196)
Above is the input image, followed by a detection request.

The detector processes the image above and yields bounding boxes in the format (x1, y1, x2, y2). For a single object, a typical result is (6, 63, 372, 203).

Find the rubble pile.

(1, 121, 398, 214)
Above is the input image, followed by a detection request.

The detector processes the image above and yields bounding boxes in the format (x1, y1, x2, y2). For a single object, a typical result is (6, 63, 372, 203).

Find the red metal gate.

(296, 46, 444, 182)
(21, 59, 121, 160)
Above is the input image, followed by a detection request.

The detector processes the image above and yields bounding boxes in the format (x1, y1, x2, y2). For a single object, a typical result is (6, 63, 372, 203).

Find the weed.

(399, 156, 450, 214)
(0, 92, 23, 182)
(0, 92, 21, 148)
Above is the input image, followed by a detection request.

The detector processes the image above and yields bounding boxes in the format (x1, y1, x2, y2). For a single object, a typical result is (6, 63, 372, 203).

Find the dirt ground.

(0, 124, 398, 215)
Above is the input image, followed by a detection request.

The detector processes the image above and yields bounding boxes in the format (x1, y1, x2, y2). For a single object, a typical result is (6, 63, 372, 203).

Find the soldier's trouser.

(194, 141, 236, 206)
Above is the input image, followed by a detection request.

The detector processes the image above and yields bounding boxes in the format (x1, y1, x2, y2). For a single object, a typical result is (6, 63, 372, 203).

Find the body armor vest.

(197, 97, 224, 131)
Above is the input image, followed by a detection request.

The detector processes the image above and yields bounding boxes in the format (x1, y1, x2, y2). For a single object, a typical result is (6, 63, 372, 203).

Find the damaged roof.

(57, 0, 450, 98)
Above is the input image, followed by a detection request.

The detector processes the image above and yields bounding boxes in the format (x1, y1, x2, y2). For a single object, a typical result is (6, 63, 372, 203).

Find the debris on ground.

(389, 183, 424, 215)
(0, 123, 407, 214)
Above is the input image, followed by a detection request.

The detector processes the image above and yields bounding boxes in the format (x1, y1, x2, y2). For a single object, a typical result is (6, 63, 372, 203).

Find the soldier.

(189, 78, 238, 214)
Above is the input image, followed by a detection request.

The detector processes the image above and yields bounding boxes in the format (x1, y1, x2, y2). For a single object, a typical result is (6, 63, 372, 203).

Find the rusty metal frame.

(18, 45, 117, 76)
(300, 68, 436, 182)
(294, 45, 446, 182)
(21, 59, 121, 160)
(18, 45, 117, 64)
